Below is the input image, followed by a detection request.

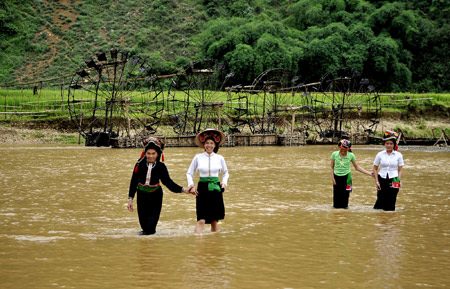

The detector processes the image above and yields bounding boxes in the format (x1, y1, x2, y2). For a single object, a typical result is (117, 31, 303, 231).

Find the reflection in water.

(181, 236, 232, 289)
(0, 145, 449, 289)
(370, 213, 403, 288)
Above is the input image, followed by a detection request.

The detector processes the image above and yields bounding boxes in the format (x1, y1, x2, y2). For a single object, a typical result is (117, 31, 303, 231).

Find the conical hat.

(194, 128, 225, 147)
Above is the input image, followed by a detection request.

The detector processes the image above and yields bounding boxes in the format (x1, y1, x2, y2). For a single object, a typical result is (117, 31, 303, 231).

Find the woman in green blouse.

(330, 139, 373, 209)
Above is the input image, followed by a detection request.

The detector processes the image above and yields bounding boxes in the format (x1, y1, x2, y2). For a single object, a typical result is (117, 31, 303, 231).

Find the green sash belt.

(199, 177, 221, 192)
(346, 172, 352, 185)
(137, 183, 161, 193)
(345, 172, 352, 191)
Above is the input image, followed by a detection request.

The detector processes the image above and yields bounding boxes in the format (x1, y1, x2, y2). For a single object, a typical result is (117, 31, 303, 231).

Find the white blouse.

(186, 152, 229, 186)
(373, 150, 404, 178)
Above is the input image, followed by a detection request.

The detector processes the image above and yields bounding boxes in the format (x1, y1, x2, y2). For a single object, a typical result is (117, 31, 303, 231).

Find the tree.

(225, 44, 262, 83)
(300, 34, 348, 81)
(255, 33, 294, 71)
(196, 16, 303, 84)
(365, 35, 411, 91)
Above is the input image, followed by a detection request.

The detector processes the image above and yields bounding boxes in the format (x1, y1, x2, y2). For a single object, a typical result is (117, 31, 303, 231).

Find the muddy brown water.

(0, 145, 449, 289)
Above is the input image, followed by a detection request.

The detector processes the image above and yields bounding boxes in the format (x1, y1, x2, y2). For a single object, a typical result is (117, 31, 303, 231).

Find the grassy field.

(1, 88, 449, 117)
(0, 87, 449, 145)
(0, 88, 449, 141)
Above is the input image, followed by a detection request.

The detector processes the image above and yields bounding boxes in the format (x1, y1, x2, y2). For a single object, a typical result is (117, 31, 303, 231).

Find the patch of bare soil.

(17, 1, 80, 82)
(0, 125, 79, 145)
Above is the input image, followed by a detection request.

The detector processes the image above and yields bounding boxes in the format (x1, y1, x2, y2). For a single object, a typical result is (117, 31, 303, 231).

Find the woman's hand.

(127, 198, 134, 212)
(375, 182, 381, 190)
(187, 185, 198, 196)
(332, 178, 336, 186)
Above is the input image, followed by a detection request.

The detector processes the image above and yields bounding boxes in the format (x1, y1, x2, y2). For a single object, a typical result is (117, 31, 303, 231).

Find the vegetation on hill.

(1, 0, 449, 92)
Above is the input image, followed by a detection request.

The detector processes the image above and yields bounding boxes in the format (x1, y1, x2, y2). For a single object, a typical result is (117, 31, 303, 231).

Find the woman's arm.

(220, 156, 229, 188)
(373, 165, 380, 189)
(186, 156, 197, 187)
(160, 163, 184, 193)
(352, 160, 372, 176)
(397, 166, 403, 190)
(128, 164, 140, 199)
(330, 160, 336, 185)
(127, 163, 140, 212)
(398, 153, 404, 180)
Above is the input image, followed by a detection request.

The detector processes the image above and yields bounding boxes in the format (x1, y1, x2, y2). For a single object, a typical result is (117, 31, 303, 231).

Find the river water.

(0, 145, 449, 289)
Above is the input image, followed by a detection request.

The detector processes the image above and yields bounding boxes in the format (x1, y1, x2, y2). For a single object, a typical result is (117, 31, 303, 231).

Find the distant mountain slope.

(0, 0, 449, 91)
(1, 0, 207, 83)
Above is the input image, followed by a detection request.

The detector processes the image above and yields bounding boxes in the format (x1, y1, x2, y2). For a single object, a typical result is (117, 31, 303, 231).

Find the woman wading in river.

(187, 129, 229, 234)
(372, 130, 404, 211)
(330, 139, 373, 209)
(127, 137, 193, 235)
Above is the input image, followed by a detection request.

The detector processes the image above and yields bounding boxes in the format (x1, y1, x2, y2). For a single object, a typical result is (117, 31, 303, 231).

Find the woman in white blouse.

(187, 129, 229, 234)
(372, 130, 404, 211)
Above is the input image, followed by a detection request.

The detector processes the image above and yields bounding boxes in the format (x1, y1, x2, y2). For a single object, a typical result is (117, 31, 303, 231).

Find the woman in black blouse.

(127, 137, 192, 235)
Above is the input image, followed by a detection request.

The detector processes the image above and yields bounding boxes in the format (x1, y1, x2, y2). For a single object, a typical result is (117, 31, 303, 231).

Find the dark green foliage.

(0, 0, 448, 92)
(203, 0, 257, 17)
(0, 0, 40, 82)
(196, 16, 303, 83)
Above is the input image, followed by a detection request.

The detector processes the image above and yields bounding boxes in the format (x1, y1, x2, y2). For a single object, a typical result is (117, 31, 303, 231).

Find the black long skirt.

(196, 181, 225, 224)
(374, 175, 399, 211)
(333, 174, 350, 209)
(136, 189, 163, 234)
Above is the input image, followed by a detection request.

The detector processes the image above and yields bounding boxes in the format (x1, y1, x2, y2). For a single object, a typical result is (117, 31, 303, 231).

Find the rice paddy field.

(0, 88, 449, 142)
(0, 88, 448, 119)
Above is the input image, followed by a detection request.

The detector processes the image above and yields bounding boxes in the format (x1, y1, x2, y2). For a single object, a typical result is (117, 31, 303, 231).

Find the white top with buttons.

(187, 152, 229, 186)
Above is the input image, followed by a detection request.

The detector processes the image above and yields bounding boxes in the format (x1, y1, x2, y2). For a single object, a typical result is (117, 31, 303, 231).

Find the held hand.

(375, 182, 381, 190)
(127, 199, 134, 212)
(188, 186, 198, 196)
(221, 183, 227, 189)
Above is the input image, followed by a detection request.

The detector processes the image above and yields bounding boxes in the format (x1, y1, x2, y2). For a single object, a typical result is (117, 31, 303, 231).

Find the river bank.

(0, 125, 79, 145)
(1, 115, 449, 146)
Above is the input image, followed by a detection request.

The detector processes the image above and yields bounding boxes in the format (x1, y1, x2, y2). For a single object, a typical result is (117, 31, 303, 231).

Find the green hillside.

(1, 0, 449, 92)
